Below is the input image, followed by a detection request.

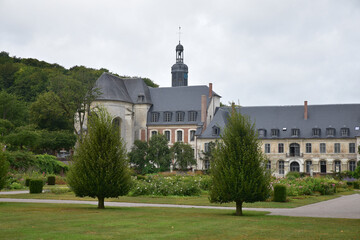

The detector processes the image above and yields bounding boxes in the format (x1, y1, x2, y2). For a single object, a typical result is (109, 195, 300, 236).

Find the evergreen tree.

(209, 106, 271, 216)
(67, 108, 131, 209)
(171, 142, 196, 171)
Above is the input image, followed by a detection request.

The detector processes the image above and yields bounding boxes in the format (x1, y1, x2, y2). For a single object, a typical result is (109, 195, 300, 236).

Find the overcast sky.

(1, 0, 359, 106)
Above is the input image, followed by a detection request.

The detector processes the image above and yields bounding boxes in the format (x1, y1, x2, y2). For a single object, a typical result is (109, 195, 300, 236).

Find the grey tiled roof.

(199, 104, 360, 139)
(95, 72, 152, 104)
(147, 85, 220, 125)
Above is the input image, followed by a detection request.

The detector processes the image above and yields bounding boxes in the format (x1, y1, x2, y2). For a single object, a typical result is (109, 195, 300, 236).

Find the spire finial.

(178, 26, 181, 43)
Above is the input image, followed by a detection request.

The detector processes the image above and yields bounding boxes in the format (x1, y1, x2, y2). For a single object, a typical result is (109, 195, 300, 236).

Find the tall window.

(334, 160, 341, 172)
(271, 129, 279, 137)
(278, 143, 284, 153)
(188, 111, 197, 121)
(151, 131, 157, 137)
(204, 143, 209, 153)
(320, 160, 327, 173)
(164, 130, 170, 141)
(306, 160, 312, 173)
(176, 112, 185, 122)
(151, 112, 160, 122)
(341, 128, 349, 137)
(320, 143, 326, 153)
(112, 117, 121, 131)
(289, 143, 300, 156)
(265, 144, 270, 153)
(291, 128, 300, 137)
(279, 160, 285, 174)
(266, 160, 271, 170)
(164, 112, 172, 122)
(326, 128, 335, 137)
(334, 143, 340, 153)
(349, 161, 356, 171)
(290, 162, 300, 172)
(204, 160, 210, 170)
(177, 130, 183, 142)
(312, 128, 321, 137)
(305, 143, 312, 153)
(190, 130, 196, 141)
(349, 143, 355, 153)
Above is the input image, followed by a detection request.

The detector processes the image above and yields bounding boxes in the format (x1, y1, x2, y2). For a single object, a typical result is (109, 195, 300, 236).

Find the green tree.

(0, 148, 9, 190)
(171, 142, 196, 171)
(35, 130, 76, 154)
(128, 140, 152, 174)
(209, 107, 271, 216)
(147, 134, 171, 171)
(67, 108, 131, 209)
(0, 91, 27, 126)
(30, 91, 72, 130)
(4, 125, 40, 150)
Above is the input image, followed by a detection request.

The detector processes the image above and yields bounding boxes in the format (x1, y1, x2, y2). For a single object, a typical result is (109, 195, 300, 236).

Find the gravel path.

(0, 192, 359, 219)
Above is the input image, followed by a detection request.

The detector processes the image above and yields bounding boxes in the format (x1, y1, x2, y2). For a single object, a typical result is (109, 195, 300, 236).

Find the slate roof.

(95, 72, 152, 104)
(147, 85, 220, 125)
(199, 104, 360, 139)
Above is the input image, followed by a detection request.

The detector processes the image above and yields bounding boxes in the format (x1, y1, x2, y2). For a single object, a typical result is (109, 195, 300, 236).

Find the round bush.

(273, 184, 287, 202)
(354, 181, 360, 189)
(29, 179, 43, 194)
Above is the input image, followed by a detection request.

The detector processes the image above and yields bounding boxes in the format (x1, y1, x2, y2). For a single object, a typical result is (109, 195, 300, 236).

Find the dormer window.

(326, 128, 335, 137)
(271, 129, 279, 137)
(137, 94, 145, 103)
(188, 111, 197, 121)
(258, 129, 266, 138)
(164, 112, 172, 122)
(151, 112, 160, 122)
(212, 126, 220, 136)
(176, 111, 185, 122)
(291, 128, 300, 137)
(312, 128, 321, 137)
(341, 128, 349, 137)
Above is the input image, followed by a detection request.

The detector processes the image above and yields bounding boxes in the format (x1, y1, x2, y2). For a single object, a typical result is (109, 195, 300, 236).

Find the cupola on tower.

(171, 41, 188, 87)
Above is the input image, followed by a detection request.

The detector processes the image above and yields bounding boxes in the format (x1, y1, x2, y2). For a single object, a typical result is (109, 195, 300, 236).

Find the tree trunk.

(98, 197, 105, 209)
(235, 201, 243, 216)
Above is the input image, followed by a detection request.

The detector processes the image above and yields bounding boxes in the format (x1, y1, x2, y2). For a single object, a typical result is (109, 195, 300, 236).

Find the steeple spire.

(171, 35, 188, 87)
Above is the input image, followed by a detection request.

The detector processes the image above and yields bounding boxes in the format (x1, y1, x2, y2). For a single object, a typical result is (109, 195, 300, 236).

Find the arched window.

(164, 130, 171, 142)
(112, 117, 121, 133)
(176, 130, 183, 142)
(289, 143, 300, 156)
(278, 160, 285, 174)
(190, 130, 196, 141)
(290, 162, 300, 172)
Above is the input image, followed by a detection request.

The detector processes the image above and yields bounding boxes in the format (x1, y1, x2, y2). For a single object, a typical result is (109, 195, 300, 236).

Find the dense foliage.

(67, 108, 132, 209)
(0, 51, 158, 169)
(0, 150, 9, 190)
(171, 142, 197, 171)
(210, 107, 271, 216)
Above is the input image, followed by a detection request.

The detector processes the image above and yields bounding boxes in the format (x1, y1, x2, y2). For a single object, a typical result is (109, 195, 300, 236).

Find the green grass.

(0, 189, 357, 208)
(0, 202, 359, 240)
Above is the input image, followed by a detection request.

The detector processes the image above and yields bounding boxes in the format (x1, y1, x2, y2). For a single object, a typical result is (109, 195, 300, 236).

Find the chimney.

(209, 83, 213, 98)
(201, 95, 207, 123)
(304, 101, 308, 120)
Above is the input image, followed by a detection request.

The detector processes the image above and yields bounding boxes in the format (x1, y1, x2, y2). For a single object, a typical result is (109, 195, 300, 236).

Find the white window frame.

(189, 129, 196, 142)
(176, 129, 184, 142)
(163, 129, 171, 142)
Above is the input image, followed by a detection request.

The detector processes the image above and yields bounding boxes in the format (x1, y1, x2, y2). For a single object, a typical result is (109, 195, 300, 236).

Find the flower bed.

(130, 175, 211, 196)
(271, 176, 348, 196)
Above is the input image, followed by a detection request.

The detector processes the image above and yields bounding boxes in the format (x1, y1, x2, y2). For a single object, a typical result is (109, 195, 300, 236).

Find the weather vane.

(178, 26, 181, 43)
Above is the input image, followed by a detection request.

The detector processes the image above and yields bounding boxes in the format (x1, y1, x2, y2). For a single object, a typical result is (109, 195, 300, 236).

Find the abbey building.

(90, 41, 360, 176)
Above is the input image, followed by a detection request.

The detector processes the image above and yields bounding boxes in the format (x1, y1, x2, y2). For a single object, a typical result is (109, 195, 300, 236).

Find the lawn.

(0, 202, 359, 240)
(0, 188, 358, 208)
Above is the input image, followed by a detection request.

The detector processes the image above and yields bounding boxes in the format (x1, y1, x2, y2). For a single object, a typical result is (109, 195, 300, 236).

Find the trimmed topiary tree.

(47, 176, 56, 185)
(67, 108, 132, 209)
(0, 150, 9, 190)
(25, 178, 31, 187)
(29, 179, 43, 194)
(209, 106, 271, 216)
(273, 184, 287, 202)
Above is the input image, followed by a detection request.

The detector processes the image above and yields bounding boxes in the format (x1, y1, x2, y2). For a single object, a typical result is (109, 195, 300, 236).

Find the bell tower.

(171, 28, 188, 87)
